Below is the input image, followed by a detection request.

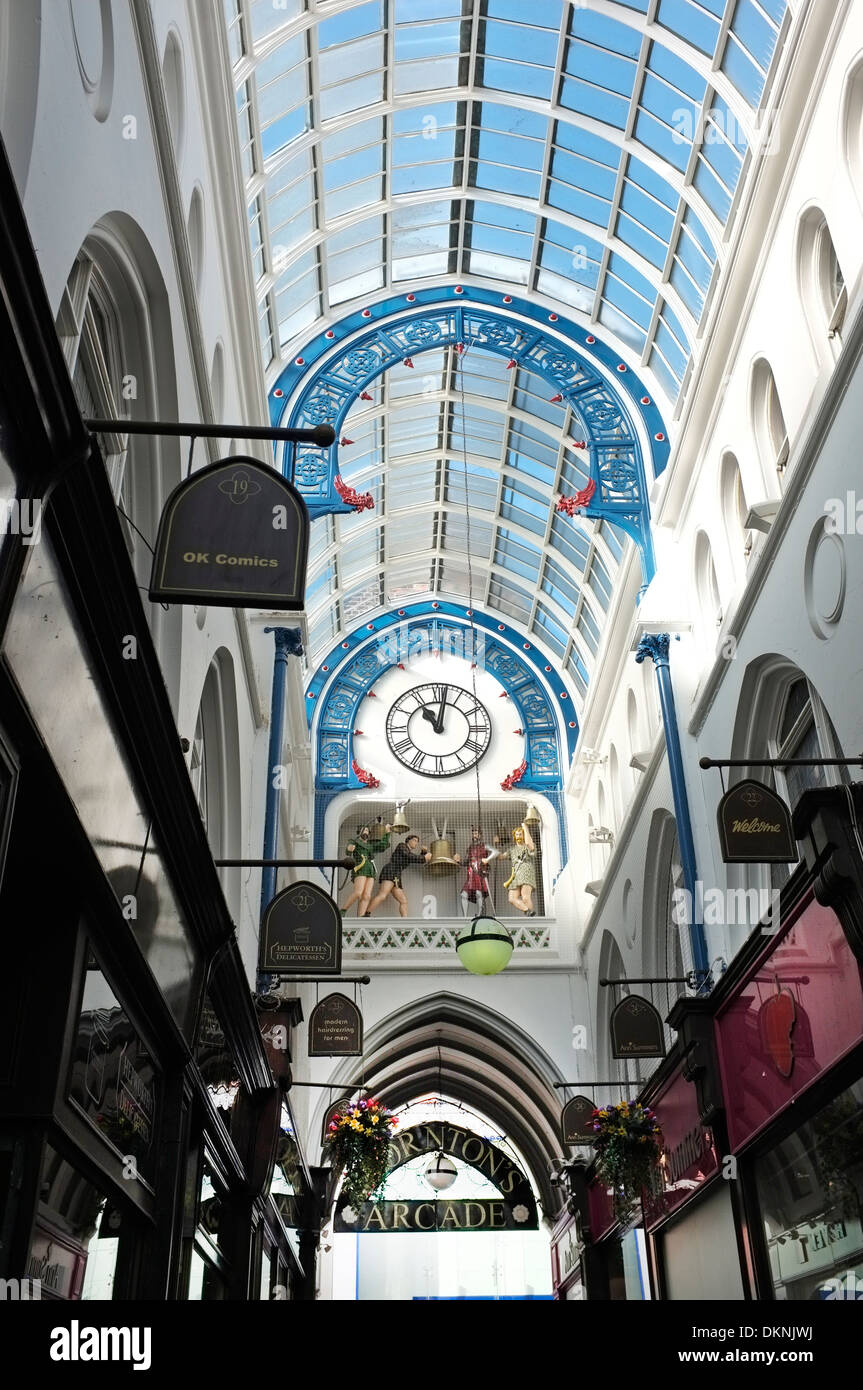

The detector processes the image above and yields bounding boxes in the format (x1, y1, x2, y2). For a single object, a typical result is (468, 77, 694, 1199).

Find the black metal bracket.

(84, 417, 336, 447)
(700, 755, 863, 769)
(216, 857, 355, 870)
(598, 975, 690, 985)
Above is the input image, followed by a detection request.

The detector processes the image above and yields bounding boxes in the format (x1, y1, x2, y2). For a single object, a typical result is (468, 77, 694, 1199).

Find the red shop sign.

(715, 893, 863, 1153)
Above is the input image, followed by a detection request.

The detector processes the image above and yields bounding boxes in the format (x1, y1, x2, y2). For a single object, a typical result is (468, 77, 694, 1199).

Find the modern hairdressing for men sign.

(259, 880, 342, 975)
(717, 779, 796, 863)
(308, 993, 363, 1056)
(149, 456, 308, 608)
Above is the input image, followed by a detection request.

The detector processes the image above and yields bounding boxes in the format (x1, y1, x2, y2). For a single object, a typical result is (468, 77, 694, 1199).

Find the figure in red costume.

(456, 827, 498, 918)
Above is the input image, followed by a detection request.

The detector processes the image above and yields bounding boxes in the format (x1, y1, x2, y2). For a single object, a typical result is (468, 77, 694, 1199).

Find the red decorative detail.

(273, 388, 284, 397)
(760, 981, 797, 1078)
(354, 729, 364, 737)
(560, 691, 568, 699)
(499, 692, 509, 699)
(322, 664, 329, 672)
(523, 642, 531, 650)
(457, 342, 466, 354)
(366, 691, 377, 698)
(497, 624, 505, 631)
(569, 721, 577, 728)
(556, 477, 596, 515)
(544, 665, 552, 672)
(403, 356, 414, 368)
(549, 313, 558, 321)
(503, 295, 512, 304)
(326, 330, 335, 339)
(352, 759, 380, 789)
(397, 663, 406, 671)
(295, 357, 305, 366)
(550, 393, 563, 403)
(308, 692, 316, 699)
(341, 641, 350, 648)
(340, 437, 354, 446)
(432, 601, 439, 609)
(506, 359, 517, 369)
(407, 293, 416, 302)
(586, 335, 595, 344)
(466, 609, 473, 616)
(362, 309, 372, 317)
(501, 759, 528, 791)
(366, 623, 375, 630)
(641, 395, 651, 405)
(360, 391, 373, 400)
(397, 608, 406, 615)
(471, 662, 477, 669)
(334, 474, 374, 512)
(655, 432, 666, 442)
(514, 728, 524, 736)
(455, 285, 464, 294)
(571, 440, 587, 449)
(617, 363, 627, 372)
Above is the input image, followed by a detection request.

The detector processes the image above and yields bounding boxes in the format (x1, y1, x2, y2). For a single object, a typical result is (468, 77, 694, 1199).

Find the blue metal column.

(635, 633, 709, 982)
(261, 626, 304, 916)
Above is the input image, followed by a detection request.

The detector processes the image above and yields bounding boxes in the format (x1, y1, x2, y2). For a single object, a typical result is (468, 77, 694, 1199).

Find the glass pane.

(32, 1143, 121, 1300)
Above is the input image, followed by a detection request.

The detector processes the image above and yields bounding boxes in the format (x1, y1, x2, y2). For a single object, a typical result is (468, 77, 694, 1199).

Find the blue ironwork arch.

(272, 288, 664, 583)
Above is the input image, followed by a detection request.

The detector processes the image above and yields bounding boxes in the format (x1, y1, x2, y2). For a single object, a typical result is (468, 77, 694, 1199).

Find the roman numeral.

(409, 750, 425, 770)
(393, 738, 413, 755)
(465, 739, 485, 755)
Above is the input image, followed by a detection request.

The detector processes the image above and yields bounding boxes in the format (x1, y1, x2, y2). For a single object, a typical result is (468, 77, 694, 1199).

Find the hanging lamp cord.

(456, 339, 498, 917)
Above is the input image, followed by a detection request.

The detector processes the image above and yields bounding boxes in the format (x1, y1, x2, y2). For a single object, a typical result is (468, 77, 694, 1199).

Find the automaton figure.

(499, 822, 538, 916)
(368, 833, 432, 917)
(456, 826, 498, 918)
(340, 818, 391, 917)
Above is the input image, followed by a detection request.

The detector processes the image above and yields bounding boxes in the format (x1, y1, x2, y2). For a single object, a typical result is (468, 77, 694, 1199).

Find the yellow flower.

(371, 1115, 379, 1124)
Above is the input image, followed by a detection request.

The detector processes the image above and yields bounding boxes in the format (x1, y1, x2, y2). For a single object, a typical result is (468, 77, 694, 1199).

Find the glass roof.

(226, 0, 789, 402)
(302, 343, 623, 698)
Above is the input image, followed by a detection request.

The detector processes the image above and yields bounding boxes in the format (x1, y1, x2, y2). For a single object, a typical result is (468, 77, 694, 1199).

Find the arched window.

(694, 530, 722, 655)
(609, 743, 622, 825)
(719, 451, 752, 574)
(55, 219, 183, 684)
(731, 659, 847, 894)
(642, 811, 688, 1046)
(797, 209, 846, 355)
(751, 358, 789, 486)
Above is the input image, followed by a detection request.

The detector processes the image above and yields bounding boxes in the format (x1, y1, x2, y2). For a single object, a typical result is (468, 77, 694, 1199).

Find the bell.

(391, 799, 410, 835)
(524, 804, 541, 826)
(427, 839, 459, 874)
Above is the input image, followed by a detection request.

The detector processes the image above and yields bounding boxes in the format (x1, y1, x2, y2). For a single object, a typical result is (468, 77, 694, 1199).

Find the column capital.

(265, 625, 304, 658)
(634, 632, 671, 669)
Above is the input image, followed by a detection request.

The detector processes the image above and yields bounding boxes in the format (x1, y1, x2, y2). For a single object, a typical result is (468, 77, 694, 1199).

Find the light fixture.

(425, 1153, 458, 1191)
(455, 914, 514, 976)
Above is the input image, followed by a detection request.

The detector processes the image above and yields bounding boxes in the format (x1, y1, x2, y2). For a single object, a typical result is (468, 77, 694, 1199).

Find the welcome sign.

(717, 779, 796, 863)
(149, 456, 308, 608)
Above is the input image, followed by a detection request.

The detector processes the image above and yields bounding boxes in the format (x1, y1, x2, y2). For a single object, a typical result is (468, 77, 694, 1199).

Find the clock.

(385, 683, 492, 777)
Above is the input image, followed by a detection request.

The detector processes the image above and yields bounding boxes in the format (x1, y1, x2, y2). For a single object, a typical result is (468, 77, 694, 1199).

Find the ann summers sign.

(149, 456, 308, 609)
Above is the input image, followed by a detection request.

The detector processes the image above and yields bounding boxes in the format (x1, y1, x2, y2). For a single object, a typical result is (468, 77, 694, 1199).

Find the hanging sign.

(610, 994, 666, 1059)
(334, 1197, 538, 1233)
(561, 1094, 597, 1147)
(149, 455, 308, 609)
(259, 880, 341, 975)
(308, 993, 363, 1056)
(717, 779, 796, 863)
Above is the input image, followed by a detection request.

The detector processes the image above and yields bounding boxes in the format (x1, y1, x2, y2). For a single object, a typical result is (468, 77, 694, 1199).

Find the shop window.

(186, 1155, 231, 1300)
(67, 946, 159, 1185)
(31, 1143, 123, 1300)
(756, 1078, 863, 1300)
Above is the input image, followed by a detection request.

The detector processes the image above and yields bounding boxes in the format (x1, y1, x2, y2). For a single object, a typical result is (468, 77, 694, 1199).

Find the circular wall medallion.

(804, 518, 845, 640)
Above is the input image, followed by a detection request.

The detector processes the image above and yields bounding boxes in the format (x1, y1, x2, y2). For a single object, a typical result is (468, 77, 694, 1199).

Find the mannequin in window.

(368, 834, 432, 917)
(456, 827, 498, 918)
(499, 822, 537, 916)
(340, 820, 391, 917)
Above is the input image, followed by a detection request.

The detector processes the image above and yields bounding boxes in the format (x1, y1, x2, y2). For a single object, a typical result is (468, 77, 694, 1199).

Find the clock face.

(385, 683, 492, 777)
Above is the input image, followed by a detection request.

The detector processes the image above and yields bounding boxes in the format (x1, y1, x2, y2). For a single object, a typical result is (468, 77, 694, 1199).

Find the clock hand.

(434, 685, 449, 734)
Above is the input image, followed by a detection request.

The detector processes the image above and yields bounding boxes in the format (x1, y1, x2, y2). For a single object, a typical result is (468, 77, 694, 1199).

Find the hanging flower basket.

(324, 1098, 399, 1207)
(592, 1101, 663, 1225)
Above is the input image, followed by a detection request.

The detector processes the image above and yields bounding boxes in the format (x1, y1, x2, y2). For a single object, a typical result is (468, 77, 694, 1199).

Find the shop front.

(0, 138, 316, 1301)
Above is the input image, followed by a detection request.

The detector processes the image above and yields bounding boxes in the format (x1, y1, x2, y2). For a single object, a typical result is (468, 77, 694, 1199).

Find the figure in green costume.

(340, 818, 391, 917)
